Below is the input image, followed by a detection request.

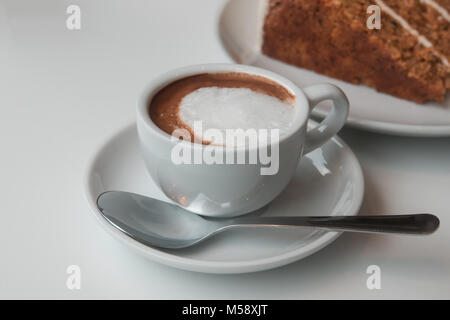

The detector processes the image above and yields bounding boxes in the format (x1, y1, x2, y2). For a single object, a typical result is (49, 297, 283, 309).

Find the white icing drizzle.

(438, 55, 450, 67)
(420, 0, 450, 23)
(375, 0, 449, 67)
(375, 0, 432, 47)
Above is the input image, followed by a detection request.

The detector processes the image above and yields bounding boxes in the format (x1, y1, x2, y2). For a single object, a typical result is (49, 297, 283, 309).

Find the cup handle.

(302, 83, 349, 154)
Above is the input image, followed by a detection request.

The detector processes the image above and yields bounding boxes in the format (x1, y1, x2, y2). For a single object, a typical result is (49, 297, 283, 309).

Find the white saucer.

(84, 122, 364, 274)
(219, 0, 450, 137)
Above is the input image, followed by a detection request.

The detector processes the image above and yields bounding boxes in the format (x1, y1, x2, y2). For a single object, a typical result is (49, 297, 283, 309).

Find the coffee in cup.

(149, 72, 296, 145)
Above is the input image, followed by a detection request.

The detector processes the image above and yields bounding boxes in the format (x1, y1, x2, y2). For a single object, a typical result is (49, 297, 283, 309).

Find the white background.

(0, 0, 449, 299)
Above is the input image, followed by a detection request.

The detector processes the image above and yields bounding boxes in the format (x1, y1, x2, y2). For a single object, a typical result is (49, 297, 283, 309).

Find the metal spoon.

(96, 191, 439, 249)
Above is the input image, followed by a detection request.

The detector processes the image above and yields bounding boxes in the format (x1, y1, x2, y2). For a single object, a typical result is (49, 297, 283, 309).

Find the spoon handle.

(230, 214, 439, 235)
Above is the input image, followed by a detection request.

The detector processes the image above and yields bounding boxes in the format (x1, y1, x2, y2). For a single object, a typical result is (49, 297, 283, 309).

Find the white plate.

(218, 0, 450, 137)
(84, 122, 364, 274)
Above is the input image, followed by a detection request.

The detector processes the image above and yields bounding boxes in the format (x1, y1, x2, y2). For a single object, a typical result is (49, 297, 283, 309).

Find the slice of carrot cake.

(261, 0, 450, 103)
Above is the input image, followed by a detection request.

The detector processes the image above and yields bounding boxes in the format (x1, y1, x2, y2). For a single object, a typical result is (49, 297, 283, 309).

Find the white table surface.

(1, 0, 449, 299)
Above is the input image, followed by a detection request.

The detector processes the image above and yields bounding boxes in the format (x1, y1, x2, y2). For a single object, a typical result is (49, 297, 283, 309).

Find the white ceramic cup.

(137, 64, 349, 217)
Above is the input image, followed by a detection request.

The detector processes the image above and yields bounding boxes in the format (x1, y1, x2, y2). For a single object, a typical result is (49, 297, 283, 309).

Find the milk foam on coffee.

(179, 87, 295, 143)
(149, 72, 297, 145)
